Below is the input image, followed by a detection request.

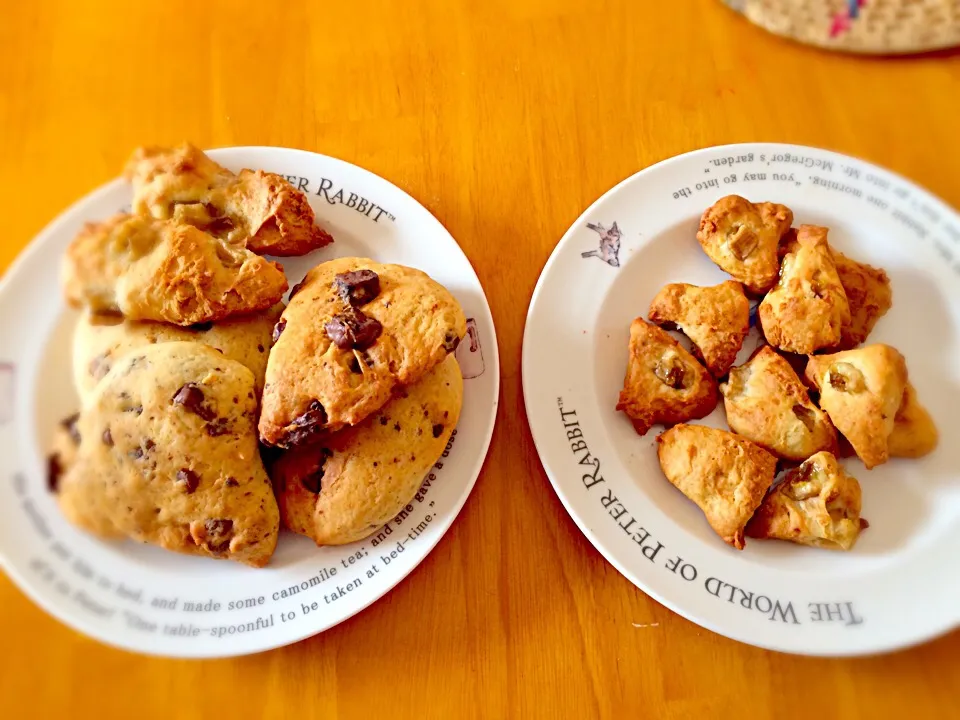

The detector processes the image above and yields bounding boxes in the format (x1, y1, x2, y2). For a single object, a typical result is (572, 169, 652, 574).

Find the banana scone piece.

(721, 346, 837, 461)
(72, 304, 282, 403)
(696, 195, 793, 294)
(62, 213, 288, 325)
(259, 258, 466, 447)
(804, 344, 908, 469)
(615, 319, 718, 436)
(648, 280, 750, 377)
(125, 143, 333, 257)
(759, 225, 850, 354)
(272, 355, 463, 545)
(657, 424, 777, 549)
(888, 383, 938, 459)
(746, 451, 865, 550)
(779, 230, 892, 349)
(55, 342, 280, 567)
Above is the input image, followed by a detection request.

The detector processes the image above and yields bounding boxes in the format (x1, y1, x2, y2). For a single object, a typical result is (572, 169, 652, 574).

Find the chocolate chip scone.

(62, 213, 288, 325)
(272, 354, 463, 545)
(259, 257, 466, 447)
(125, 143, 333, 256)
(72, 304, 282, 404)
(56, 342, 279, 567)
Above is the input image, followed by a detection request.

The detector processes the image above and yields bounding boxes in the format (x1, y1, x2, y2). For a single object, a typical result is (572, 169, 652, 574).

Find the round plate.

(0, 147, 499, 658)
(523, 143, 960, 656)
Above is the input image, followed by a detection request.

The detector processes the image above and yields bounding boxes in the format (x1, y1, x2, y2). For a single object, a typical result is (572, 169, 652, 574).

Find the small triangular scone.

(804, 344, 907, 469)
(272, 355, 463, 546)
(125, 143, 333, 257)
(721, 346, 837, 461)
(259, 258, 466, 447)
(759, 225, 850, 354)
(648, 280, 750, 377)
(696, 195, 793, 294)
(615, 319, 718, 436)
(62, 213, 288, 326)
(72, 304, 282, 403)
(657, 424, 777, 549)
(746, 451, 865, 551)
(888, 383, 938, 458)
(56, 342, 280, 567)
(779, 231, 892, 349)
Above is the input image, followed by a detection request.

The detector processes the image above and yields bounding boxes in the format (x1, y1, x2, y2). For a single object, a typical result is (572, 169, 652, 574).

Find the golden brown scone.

(746, 451, 865, 551)
(759, 225, 850, 354)
(615, 319, 718, 436)
(721, 346, 837, 461)
(657, 424, 777, 549)
(804, 344, 908, 469)
(272, 355, 463, 545)
(56, 343, 280, 567)
(125, 143, 333, 256)
(61, 213, 288, 325)
(259, 258, 466, 447)
(72, 304, 282, 404)
(696, 195, 793, 294)
(648, 280, 750, 377)
(779, 231, 892, 349)
(888, 383, 938, 458)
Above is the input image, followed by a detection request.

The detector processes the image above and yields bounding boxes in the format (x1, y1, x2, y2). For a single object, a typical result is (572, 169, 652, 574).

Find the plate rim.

(521, 141, 959, 657)
(0, 145, 501, 658)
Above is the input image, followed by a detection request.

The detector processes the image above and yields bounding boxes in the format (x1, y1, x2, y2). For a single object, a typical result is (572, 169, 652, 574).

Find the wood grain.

(1, 1, 959, 717)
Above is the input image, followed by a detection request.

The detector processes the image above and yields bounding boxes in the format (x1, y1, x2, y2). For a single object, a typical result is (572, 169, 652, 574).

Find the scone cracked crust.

(272, 355, 463, 546)
(746, 451, 865, 551)
(125, 143, 333, 257)
(259, 257, 467, 447)
(721, 346, 837, 461)
(648, 280, 750, 377)
(759, 225, 850, 354)
(696, 195, 793, 294)
(56, 342, 280, 567)
(62, 213, 288, 325)
(72, 304, 282, 404)
(779, 230, 892, 349)
(805, 344, 907, 470)
(615, 319, 718, 436)
(657, 424, 777, 549)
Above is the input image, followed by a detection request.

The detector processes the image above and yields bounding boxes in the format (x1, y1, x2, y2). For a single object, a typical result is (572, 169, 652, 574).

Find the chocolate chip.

(172, 383, 215, 421)
(432, 424, 444, 438)
(283, 400, 328, 446)
(394, 422, 401, 431)
(60, 413, 81, 445)
(129, 447, 144, 460)
(47, 454, 63, 493)
(176, 468, 200, 493)
(188, 321, 214, 332)
(206, 418, 232, 437)
(225, 477, 239, 487)
(349, 356, 362, 374)
(443, 332, 461, 353)
(89, 354, 111, 380)
(204, 519, 234, 553)
(272, 319, 287, 343)
(334, 269, 381, 307)
(288, 278, 308, 300)
(325, 308, 383, 350)
(300, 448, 333, 494)
(380, 416, 388, 426)
(257, 344, 265, 353)
(144, 438, 156, 452)
(125, 405, 144, 415)
(102, 428, 114, 446)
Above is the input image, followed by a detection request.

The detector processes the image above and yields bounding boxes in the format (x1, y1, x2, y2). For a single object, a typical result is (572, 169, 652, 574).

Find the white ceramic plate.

(0, 147, 499, 658)
(523, 143, 960, 656)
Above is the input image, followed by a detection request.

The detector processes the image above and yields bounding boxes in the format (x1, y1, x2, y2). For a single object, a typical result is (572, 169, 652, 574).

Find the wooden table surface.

(2, 1, 959, 717)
